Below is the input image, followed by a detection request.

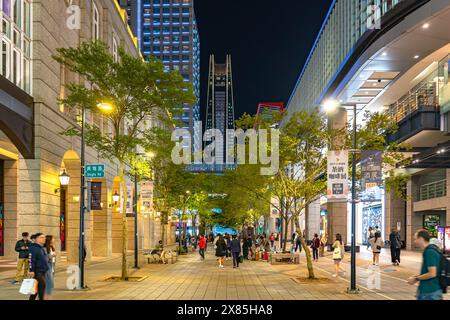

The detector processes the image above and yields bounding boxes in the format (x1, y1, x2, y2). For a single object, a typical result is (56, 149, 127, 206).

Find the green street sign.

(85, 164, 105, 178)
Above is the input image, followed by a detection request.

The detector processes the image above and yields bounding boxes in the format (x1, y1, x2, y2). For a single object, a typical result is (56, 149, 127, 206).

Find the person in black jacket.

(230, 235, 241, 268)
(215, 234, 227, 268)
(13, 232, 31, 284)
(28, 233, 49, 300)
(389, 227, 402, 266)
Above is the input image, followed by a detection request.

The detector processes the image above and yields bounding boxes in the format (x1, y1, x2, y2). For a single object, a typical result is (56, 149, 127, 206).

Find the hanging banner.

(126, 183, 134, 217)
(361, 150, 382, 191)
(140, 181, 153, 214)
(327, 150, 349, 201)
(90, 182, 102, 210)
(360, 150, 382, 202)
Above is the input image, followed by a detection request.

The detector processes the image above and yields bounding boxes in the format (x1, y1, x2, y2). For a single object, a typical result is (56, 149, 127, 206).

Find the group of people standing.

(14, 232, 56, 300)
(213, 234, 242, 268)
(366, 226, 402, 266)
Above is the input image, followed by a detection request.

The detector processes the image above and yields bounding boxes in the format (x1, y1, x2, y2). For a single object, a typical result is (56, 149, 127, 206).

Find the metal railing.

(418, 179, 447, 201)
(388, 79, 439, 123)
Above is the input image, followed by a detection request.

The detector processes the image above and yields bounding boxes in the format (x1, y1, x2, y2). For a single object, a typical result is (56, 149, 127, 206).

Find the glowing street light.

(97, 101, 114, 112)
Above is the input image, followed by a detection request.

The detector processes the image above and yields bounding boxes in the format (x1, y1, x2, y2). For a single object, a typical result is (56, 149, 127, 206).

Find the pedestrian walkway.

(0, 245, 447, 300)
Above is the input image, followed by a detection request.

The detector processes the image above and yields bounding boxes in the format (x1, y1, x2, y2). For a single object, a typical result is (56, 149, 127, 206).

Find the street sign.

(85, 164, 105, 178)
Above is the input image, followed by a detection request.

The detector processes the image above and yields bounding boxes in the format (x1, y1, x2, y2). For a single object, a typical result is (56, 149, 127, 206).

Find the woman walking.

(332, 233, 345, 277)
(311, 233, 320, 262)
(44, 235, 56, 300)
(215, 234, 227, 268)
(369, 231, 384, 266)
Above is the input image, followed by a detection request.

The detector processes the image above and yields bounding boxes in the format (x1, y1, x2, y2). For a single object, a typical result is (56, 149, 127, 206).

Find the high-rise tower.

(204, 55, 235, 167)
(117, 0, 200, 152)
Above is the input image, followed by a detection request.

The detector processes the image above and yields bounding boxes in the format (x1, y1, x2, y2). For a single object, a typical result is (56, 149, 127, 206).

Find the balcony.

(418, 179, 447, 201)
(386, 79, 440, 144)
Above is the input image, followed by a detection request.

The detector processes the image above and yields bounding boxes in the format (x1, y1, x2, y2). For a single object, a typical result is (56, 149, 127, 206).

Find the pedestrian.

(28, 233, 49, 300)
(198, 234, 206, 260)
(224, 234, 231, 260)
(311, 233, 320, 262)
(247, 236, 253, 259)
(269, 233, 275, 251)
(295, 233, 302, 253)
(242, 236, 249, 260)
(369, 231, 383, 266)
(366, 227, 373, 250)
(389, 227, 402, 266)
(407, 229, 443, 300)
(14, 232, 31, 284)
(332, 233, 345, 277)
(215, 234, 227, 268)
(44, 235, 56, 300)
(230, 235, 241, 268)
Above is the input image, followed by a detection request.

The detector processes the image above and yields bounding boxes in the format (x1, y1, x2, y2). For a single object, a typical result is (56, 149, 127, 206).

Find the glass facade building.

(287, 0, 406, 113)
(119, 0, 200, 151)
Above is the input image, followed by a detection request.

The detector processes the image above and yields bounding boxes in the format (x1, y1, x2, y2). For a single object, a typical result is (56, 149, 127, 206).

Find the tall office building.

(204, 55, 235, 167)
(118, 0, 200, 152)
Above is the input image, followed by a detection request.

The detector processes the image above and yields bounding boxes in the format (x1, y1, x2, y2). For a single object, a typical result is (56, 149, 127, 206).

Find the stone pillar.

(91, 179, 111, 257)
(327, 202, 348, 245)
(384, 189, 406, 245)
(3, 159, 19, 259)
(327, 107, 348, 245)
(406, 178, 414, 250)
(307, 199, 321, 239)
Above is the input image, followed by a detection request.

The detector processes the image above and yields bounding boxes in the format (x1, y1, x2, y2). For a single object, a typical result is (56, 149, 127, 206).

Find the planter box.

(270, 252, 300, 265)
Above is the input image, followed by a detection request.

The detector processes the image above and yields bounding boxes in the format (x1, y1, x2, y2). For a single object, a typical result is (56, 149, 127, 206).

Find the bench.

(144, 250, 178, 264)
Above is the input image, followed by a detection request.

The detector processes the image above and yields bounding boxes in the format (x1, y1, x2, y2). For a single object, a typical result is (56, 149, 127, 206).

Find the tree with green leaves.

(54, 41, 195, 280)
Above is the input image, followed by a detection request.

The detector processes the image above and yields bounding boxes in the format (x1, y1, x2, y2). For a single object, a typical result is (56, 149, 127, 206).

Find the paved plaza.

(0, 246, 448, 300)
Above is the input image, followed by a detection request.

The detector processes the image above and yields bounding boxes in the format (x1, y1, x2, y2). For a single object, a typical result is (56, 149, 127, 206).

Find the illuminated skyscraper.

(204, 54, 235, 167)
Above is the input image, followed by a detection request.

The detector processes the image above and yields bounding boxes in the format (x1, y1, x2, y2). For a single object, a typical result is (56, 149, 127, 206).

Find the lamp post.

(78, 104, 86, 289)
(324, 100, 359, 294)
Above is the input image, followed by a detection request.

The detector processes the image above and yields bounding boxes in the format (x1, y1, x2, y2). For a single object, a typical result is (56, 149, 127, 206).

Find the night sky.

(194, 0, 333, 121)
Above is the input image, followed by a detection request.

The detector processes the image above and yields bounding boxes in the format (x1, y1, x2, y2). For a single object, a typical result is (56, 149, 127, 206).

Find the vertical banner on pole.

(140, 181, 153, 214)
(361, 150, 382, 202)
(90, 182, 102, 210)
(126, 183, 134, 217)
(327, 150, 349, 201)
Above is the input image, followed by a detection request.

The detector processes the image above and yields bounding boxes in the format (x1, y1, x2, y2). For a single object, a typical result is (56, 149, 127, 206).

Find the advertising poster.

(126, 183, 134, 217)
(327, 150, 348, 201)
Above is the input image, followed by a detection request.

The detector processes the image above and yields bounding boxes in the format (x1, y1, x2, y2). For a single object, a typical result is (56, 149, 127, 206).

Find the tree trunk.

(119, 162, 128, 280)
(295, 218, 315, 279)
(283, 216, 290, 252)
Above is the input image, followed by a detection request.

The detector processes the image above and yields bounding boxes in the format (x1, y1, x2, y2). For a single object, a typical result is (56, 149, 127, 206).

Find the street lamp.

(96, 101, 114, 112)
(324, 99, 359, 294)
(55, 170, 70, 194)
(112, 191, 120, 204)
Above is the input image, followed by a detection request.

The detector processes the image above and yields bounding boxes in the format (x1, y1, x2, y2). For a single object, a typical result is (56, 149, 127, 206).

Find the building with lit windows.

(0, 0, 174, 262)
(285, 0, 450, 250)
(118, 0, 201, 153)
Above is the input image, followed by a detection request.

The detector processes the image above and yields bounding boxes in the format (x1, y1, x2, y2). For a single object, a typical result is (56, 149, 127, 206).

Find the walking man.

(198, 234, 206, 260)
(13, 232, 31, 284)
(389, 227, 402, 266)
(230, 235, 241, 268)
(28, 233, 49, 301)
(407, 229, 443, 300)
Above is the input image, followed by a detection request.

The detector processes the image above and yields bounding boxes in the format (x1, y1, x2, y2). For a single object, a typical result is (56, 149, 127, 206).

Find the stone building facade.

(0, 0, 175, 263)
